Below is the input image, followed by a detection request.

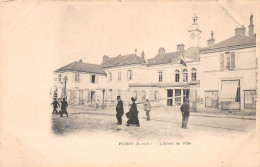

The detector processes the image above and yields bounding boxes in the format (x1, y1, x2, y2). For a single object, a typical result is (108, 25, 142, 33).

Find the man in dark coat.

(116, 96, 124, 125)
(180, 100, 190, 129)
(126, 97, 140, 127)
(60, 98, 69, 117)
(51, 98, 60, 114)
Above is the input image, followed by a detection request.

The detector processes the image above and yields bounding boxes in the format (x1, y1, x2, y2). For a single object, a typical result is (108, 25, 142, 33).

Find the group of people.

(116, 96, 190, 129)
(116, 96, 151, 127)
(51, 95, 190, 129)
(51, 98, 69, 117)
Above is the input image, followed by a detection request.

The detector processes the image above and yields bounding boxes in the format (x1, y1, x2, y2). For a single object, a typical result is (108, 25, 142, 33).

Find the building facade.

(52, 14, 257, 113)
(52, 60, 107, 106)
(199, 34, 256, 111)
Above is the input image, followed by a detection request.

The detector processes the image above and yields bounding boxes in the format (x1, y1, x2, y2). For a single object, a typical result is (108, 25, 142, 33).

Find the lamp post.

(63, 76, 68, 99)
(102, 88, 105, 109)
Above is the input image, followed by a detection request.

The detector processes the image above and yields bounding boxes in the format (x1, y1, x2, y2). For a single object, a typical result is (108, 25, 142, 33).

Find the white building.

(101, 52, 147, 104)
(129, 46, 200, 109)
(199, 17, 256, 111)
(52, 60, 106, 105)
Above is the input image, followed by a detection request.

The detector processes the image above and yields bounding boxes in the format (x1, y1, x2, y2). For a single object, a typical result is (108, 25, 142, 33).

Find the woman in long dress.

(126, 97, 140, 127)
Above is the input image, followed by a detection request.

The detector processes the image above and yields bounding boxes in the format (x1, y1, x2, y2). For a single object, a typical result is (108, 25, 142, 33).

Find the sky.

(1, 0, 257, 69)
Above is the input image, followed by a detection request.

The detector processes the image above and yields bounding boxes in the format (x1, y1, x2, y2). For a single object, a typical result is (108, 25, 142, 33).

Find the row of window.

(132, 90, 159, 101)
(107, 68, 197, 83)
(58, 74, 98, 83)
(107, 70, 133, 82)
(159, 68, 197, 82)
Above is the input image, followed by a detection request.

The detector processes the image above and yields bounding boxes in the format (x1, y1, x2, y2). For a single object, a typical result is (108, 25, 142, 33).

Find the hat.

(146, 99, 149, 101)
(131, 97, 136, 101)
(117, 96, 121, 99)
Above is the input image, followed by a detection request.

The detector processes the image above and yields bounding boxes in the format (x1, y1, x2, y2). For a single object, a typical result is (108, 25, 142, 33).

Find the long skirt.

(127, 113, 140, 125)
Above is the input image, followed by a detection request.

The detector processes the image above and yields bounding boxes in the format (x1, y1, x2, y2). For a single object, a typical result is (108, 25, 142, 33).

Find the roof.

(101, 54, 145, 68)
(54, 61, 106, 75)
(147, 47, 199, 65)
(200, 34, 256, 54)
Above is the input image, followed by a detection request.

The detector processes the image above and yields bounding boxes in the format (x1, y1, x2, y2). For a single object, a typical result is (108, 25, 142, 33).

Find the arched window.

(191, 68, 197, 81)
(183, 69, 188, 82)
(175, 70, 179, 82)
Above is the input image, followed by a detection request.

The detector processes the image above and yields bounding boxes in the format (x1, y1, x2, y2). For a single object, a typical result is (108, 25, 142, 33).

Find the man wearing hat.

(180, 99, 190, 129)
(116, 96, 124, 125)
(51, 98, 60, 114)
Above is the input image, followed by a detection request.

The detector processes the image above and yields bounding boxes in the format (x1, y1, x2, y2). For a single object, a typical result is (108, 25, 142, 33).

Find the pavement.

(68, 104, 256, 120)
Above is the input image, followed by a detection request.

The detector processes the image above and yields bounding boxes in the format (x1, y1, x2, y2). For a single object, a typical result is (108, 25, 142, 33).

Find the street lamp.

(63, 76, 68, 99)
(102, 88, 105, 109)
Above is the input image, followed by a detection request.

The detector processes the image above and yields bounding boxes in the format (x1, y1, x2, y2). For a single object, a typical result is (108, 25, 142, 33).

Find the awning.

(219, 80, 239, 100)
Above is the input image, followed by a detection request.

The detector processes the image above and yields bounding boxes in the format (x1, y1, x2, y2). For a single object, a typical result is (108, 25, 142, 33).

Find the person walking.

(180, 100, 190, 129)
(126, 97, 140, 127)
(51, 98, 60, 114)
(116, 96, 124, 125)
(143, 99, 151, 121)
(60, 98, 69, 117)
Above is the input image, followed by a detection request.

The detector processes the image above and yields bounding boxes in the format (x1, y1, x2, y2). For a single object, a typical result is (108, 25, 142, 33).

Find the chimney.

(207, 31, 215, 46)
(103, 55, 109, 62)
(79, 59, 83, 63)
(235, 25, 246, 35)
(248, 13, 254, 37)
(135, 48, 137, 55)
(141, 51, 145, 64)
(177, 44, 185, 57)
(158, 47, 165, 55)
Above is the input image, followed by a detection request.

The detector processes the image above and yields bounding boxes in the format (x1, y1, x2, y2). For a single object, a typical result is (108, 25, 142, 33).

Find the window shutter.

(231, 52, 235, 69)
(96, 75, 98, 83)
(90, 75, 92, 83)
(220, 53, 224, 70)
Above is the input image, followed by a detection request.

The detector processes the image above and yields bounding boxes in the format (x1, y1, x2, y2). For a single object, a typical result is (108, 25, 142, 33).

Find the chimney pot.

(249, 13, 254, 37)
(158, 47, 165, 55)
(141, 51, 145, 64)
(235, 26, 246, 35)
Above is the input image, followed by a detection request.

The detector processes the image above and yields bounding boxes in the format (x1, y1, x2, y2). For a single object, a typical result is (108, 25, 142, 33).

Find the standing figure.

(116, 96, 124, 125)
(51, 98, 60, 114)
(143, 99, 151, 121)
(126, 97, 140, 127)
(180, 100, 190, 129)
(60, 98, 69, 117)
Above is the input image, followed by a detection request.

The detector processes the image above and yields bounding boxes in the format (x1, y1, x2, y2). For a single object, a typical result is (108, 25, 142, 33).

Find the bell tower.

(188, 5, 202, 48)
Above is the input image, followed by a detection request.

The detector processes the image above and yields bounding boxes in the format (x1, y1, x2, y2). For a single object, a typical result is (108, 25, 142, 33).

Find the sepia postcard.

(0, 0, 259, 166)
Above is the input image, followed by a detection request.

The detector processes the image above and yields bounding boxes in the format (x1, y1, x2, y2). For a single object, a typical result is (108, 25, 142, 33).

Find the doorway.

(183, 89, 189, 102)
(167, 89, 173, 106)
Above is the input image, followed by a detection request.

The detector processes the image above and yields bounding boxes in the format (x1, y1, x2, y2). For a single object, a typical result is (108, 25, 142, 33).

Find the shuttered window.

(225, 52, 231, 70)
(220, 53, 224, 70)
(220, 52, 235, 70)
(231, 52, 235, 69)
